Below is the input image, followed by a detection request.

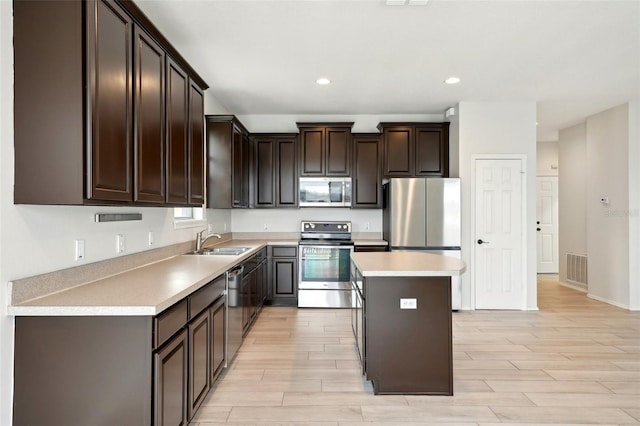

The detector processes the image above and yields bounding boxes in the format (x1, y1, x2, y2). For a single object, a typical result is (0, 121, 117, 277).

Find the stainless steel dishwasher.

(226, 265, 244, 366)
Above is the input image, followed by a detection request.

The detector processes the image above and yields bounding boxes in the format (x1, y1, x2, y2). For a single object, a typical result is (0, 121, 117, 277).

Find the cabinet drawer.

(154, 299, 188, 349)
(189, 275, 225, 320)
(271, 246, 297, 258)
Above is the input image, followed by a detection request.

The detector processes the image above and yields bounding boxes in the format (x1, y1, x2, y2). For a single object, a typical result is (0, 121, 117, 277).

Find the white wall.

(557, 123, 588, 285)
(629, 100, 640, 310)
(231, 208, 382, 235)
(0, 2, 11, 423)
(236, 114, 443, 133)
(586, 104, 630, 308)
(237, 114, 444, 133)
(457, 101, 538, 310)
(536, 141, 559, 176)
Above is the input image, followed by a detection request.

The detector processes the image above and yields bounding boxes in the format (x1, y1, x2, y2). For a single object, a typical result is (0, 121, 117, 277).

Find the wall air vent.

(566, 253, 588, 289)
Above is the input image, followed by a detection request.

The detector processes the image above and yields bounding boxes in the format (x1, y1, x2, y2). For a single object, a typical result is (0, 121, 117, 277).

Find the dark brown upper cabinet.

(88, 0, 134, 203)
(166, 58, 189, 205)
(206, 116, 250, 209)
(134, 26, 165, 204)
(13, 0, 207, 206)
(379, 122, 450, 178)
(188, 82, 205, 206)
(352, 134, 382, 208)
(298, 123, 353, 177)
(252, 134, 298, 208)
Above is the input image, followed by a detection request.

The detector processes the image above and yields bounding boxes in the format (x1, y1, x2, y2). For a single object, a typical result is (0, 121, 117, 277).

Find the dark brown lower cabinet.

(154, 329, 189, 426)
(13, 277, 229, 426)
(188, 310, 210, 420)
(268, 245, 298, 305)
(211, 298, 226, 381)
(13, 316, 152, 426)
(352, 271, 453, 395)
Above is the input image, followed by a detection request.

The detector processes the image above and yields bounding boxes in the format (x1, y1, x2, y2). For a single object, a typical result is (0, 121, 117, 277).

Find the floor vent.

(566, 253, 588, 288)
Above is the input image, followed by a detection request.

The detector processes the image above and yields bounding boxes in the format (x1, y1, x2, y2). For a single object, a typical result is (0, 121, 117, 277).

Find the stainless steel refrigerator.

(383, 178, 462, 310)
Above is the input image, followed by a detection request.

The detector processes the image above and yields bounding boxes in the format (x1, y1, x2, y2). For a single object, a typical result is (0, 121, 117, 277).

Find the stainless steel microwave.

(299, 177, 351, 207)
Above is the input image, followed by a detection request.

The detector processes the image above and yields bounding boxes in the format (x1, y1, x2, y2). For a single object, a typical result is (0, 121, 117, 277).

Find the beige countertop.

(8, 240, 278, 317)
(351, 251, 466, 277)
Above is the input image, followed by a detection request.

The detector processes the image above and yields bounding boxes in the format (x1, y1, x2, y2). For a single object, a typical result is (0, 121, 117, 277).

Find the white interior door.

(536, 176, 559, 273)
(475, 159, 525, 309)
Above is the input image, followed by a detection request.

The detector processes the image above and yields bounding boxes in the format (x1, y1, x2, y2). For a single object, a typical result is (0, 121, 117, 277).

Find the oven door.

(298, 245, 354, 307)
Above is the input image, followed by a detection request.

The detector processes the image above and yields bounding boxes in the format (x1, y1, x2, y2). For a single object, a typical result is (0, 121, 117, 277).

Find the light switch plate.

(400, 298, 417, 309)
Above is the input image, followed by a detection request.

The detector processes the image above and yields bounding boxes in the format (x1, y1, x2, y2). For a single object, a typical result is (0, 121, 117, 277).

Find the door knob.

(477, 239, 489, 245)
(537, 228, 541, 231)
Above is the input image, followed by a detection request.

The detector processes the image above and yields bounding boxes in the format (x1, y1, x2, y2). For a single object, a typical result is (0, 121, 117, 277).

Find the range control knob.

(310, 224, 315, 228)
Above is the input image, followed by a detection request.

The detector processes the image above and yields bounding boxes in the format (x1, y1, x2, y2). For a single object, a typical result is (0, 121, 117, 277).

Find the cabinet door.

(326, 128, 350, 176)
(300, 128, 324, 176)
(241, 273, 251, 332)
(276, 137, 298, 207)
(166, 58, 189, 204)
(232, 128, 249, 207)
(415, 126, 448, 177)
(154, 329, 188, 426)
(188, 82, 205, 205)
(383, 126, 413, 176)
(254, 138, 275, 207)
(87, 0, 133, 202)
(272, 258, 298, 299)
(352, 135, 381, 208)
(210, 299, 225, 382)
(133, 26, 165, 203)
(188, 311, 210, 420)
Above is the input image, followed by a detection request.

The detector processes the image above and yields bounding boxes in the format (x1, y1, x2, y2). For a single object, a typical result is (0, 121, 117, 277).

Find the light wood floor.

(191, 276, 640, 425)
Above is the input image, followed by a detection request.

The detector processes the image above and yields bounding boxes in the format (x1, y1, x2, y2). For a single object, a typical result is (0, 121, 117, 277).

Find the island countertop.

(351, 251, 466, 277)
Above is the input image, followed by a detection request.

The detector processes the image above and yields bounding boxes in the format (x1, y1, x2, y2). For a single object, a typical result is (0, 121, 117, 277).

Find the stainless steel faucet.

(196, 228, 222, 252)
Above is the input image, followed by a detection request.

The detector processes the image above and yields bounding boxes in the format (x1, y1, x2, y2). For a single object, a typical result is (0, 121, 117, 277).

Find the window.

(173, 207, 205, 229)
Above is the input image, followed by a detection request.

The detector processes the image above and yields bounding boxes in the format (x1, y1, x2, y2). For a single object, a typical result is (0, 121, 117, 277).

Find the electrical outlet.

(75, 239, 85, 261)
(224, 223, 227, 232)
(400, 298, 417, 309)
(366, 222, 371, 230)
(148, 231, 154, 246)
(116, 234, 125, 254)
(264, 223, 269, 230)
(207, 223, 213, 233)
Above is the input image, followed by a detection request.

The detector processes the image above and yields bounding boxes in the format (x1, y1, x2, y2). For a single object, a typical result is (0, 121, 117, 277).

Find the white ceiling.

(134, 0, 640, 140)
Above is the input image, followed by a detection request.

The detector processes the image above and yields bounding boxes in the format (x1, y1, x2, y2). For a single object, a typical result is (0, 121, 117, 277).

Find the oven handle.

(299, 245, 354, 258)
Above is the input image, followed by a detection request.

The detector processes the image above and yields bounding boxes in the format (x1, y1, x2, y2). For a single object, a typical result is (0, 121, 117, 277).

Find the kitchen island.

(350, 251, 466, 395)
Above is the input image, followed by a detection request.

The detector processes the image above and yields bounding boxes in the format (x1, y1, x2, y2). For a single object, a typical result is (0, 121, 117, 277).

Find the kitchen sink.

(189, 247, 251, 256)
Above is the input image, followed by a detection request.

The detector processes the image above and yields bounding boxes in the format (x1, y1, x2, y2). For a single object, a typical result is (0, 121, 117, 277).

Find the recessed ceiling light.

(316, 77, 331, 85)
(444, 76, 461, 85)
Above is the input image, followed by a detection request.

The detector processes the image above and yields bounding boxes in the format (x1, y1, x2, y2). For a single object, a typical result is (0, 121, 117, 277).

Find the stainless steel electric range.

(298, 221, 354, 308)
